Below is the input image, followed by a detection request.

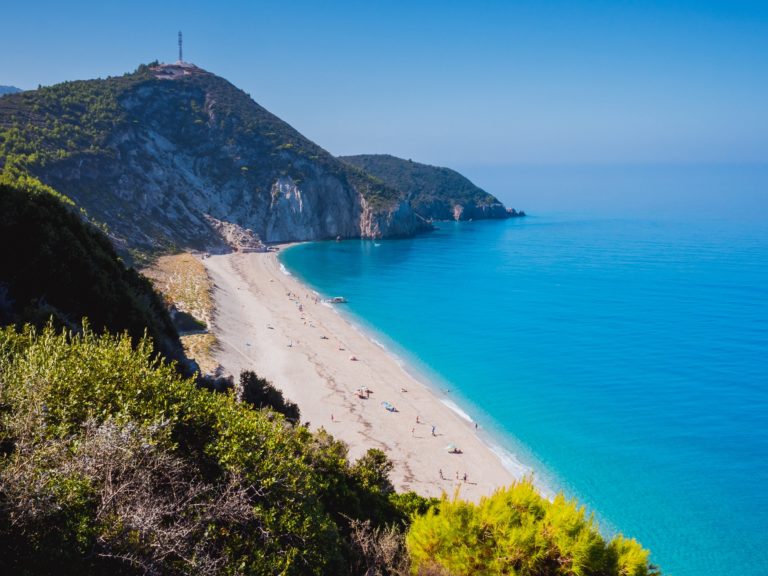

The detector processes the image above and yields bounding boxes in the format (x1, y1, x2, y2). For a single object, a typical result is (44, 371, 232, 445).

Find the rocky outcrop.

(265, 175, 363, 242)
(452, 202, 511, 220)
(205, 216, 266, 253)
(360, 198, 430, 238)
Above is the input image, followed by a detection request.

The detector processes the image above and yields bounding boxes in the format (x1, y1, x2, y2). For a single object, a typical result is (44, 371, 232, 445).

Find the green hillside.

(0, 178, 186, 366)
(0, 86, 22, 97)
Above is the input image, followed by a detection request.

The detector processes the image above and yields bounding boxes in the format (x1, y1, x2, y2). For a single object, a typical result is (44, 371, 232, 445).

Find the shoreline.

(203, 248, 523, 500)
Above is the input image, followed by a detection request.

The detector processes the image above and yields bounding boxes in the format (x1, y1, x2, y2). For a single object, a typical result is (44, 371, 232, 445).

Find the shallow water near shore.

(281, 189, 768, 576)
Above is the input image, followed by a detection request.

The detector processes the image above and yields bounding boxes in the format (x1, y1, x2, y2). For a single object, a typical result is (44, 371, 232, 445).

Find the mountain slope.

(0, 63, 429, 256)
(340, 154, 524, 221)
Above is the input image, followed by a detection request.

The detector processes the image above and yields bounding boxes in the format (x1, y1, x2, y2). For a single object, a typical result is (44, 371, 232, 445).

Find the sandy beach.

(204, 249, 521, 500)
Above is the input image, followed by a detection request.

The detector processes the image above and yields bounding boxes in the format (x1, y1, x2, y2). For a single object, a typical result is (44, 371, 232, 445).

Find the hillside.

(0, 63, 430, 258)
(340, 154, 524, 221)
(0, 86, 22, 97)
(0, 178, 187, 368)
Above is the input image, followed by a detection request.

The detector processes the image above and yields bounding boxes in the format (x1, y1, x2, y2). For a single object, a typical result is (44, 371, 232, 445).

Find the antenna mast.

(178, 30, 183, 62)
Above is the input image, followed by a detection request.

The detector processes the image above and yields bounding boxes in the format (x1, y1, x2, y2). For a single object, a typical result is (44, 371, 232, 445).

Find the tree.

(352, 449, 395, 496)
(238, 369, 300, 421)
(406, 478, 659, 576)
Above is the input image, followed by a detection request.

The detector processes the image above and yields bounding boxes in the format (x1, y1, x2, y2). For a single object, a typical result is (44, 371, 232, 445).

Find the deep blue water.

(281, 188, 768, 576)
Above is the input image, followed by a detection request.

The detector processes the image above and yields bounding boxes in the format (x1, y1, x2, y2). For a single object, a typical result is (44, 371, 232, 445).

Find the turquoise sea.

(281, 167, 768, 576)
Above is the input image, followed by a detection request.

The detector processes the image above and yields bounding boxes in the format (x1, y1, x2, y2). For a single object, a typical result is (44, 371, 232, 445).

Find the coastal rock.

(266, 174, 362, 242)
(360, 197, 430, 238)
(205, 216, 266, 253)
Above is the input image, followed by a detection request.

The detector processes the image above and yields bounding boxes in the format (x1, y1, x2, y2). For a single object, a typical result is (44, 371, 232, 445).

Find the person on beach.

(431, 425, 436, 436)
(439, 468, 444, 480)
(411, 427, 415, 435)
(416, 415, 420, 424)
(463, 473, 467, 482)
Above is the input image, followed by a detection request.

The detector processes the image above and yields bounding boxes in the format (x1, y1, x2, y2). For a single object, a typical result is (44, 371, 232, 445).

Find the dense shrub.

(0, 323, 658, 575)
(238, 369, 300, 421)
(407, 479, 658, 576)
(0, 324, 419, 574)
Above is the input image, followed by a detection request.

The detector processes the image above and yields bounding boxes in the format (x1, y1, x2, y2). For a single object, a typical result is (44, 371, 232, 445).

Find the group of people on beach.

(282, 281, 484, 494)
(438, 468, 469, 483)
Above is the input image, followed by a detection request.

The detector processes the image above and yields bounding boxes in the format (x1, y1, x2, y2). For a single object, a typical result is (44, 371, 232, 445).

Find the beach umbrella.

(445, 444, 458, 452)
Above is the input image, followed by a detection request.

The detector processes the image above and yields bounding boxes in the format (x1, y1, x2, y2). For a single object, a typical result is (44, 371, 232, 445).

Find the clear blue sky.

(2, 1, 767, 166)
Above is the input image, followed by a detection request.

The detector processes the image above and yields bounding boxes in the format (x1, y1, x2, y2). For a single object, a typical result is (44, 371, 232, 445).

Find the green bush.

(406, 478, 658, 576)
(238, 369, 300, 421)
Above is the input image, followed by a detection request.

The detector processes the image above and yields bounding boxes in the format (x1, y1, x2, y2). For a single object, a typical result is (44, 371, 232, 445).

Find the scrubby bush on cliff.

(406, 478, 658, 576)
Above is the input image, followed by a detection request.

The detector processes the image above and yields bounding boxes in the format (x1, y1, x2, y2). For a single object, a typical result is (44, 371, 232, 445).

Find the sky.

(2, 1, 768, 170)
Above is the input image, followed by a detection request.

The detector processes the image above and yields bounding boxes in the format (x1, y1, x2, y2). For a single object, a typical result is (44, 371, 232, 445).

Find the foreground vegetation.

(0, 324, 422, 574)
(408, 482, 656, 576)
(0, 179, 186, 367)
(0, 323, 658, 575)
(0, 157, 657, 575)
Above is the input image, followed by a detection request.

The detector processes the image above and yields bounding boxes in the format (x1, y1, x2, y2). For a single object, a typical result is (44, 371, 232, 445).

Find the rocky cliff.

(0, 63, 430, 256)
(340, 154, 524, 221)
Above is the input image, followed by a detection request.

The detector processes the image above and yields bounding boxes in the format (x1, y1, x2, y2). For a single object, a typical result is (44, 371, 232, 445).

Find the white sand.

(204, 249, 523, 501)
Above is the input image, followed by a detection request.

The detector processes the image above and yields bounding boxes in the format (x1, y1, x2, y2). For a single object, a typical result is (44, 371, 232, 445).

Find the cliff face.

(0, 64, 429, 255)
(340, 154, 524, 221)
(360, 196, 430, 238)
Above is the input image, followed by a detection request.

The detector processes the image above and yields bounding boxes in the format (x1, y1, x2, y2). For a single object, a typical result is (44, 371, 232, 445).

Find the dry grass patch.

(181, 333, 219, 375)
(143, 253, 214, 324)
(143, 253, 218, 372)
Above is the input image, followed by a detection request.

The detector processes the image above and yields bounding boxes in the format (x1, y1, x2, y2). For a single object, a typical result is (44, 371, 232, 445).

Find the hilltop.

(340, 153, 524, 221)
(0, 63, 429, 258)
